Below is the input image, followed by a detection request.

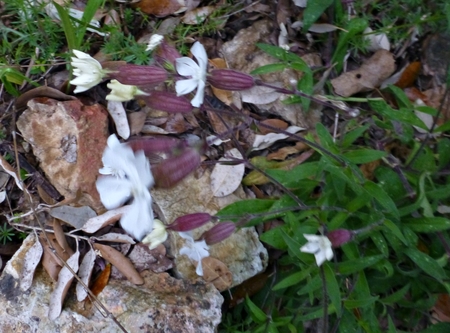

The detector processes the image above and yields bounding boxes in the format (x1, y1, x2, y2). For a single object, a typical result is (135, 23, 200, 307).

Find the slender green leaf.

(337, 255, 384, 275)
(403, 217, 450, 232)
(273, 267, 312, 290)
(260, 226, 288, 250)
(388, 85, 413, 109)
(323, 263, 341, 315)
(251, 63, 287, 75)
(403, 248, 447, 280)
(76, 0, 104, 46)
(343, 149, 386, 164)
(302, 0, 334, 32)
(369, 99, 428, 129)
(341, 124, 370, 148)
(54, 2, 77, 50)
(364, 180, 399, 218)
(245, 297, 267, 324)
(216, 199, 276, 225)
(343, 296, 379, 309)
(379, 284, 410, 305)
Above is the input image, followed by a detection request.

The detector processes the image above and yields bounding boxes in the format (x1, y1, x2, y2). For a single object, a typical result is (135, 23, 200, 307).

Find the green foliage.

(0, 224, 16, 244)
(220, 34, 450, 333)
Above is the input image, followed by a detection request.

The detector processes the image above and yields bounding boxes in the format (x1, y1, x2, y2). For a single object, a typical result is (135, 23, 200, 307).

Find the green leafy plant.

(0, 224, 16, 245)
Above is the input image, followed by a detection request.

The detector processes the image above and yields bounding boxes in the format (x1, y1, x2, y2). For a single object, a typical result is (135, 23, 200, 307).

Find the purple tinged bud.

(153, 147, 201, 188)
(106, 64, 168, 85)
(127, 137, 181, 154)
(201, 222, 236, 245)
(139, 91, 193, 113)
(156, 40, 182, 68)
(208, 69, 255, 91)
(327, 229, 353, 248)
(167, 213, 212, 232)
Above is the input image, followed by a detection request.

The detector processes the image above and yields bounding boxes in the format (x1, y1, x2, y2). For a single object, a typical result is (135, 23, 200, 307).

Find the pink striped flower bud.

(208, 69, 255, 91)
(105, 64, 168, 85)
(127, 137, 181, 154)
(327, 229, 353, 248)
(155, 40, 182, 68)
(139, 91, 193, 113)
(167, 213, 213, 232)
(153, 147, 201, 188)
(201, 222, 236, 245)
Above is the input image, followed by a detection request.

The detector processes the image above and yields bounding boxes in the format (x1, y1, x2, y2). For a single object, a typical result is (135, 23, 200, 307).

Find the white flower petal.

(179, 232, 209, 276)
(146, 34, 164, 51)
(142, 219, 168, 249)
(120, 195, 154, 241)
(176, 57, 200, 76)
(96, 176, 132, 209)
(300, 234, 333, 267)
(190, 79, 205, 107)
(191, 41, 208, 72)
(70, 50, 104, 93)
(175, 79, 198, 96)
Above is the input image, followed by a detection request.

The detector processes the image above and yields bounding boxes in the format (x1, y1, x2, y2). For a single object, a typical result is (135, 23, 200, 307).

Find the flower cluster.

(96, 134, 154, 241)
(70, 37, 255, 109)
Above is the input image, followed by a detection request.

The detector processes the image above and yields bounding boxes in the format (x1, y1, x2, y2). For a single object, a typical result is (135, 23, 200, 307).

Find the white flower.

(96, 134, 154, 241)
(142, 219, 168, 249)
(106, 80, 149, 102)
(179, 231, 210, 276)
(146, 34, 164, 51)
(175, 42, 207, 107)
(300, 234, 333, 266)
(70, 50, 105, 93)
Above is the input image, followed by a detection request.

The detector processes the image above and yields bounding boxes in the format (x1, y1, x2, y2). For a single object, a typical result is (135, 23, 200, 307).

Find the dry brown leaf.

(39, 234, 71, 281)
(240, 85, 281, 105)
(93, 233, 136, 244)
(394, 61, 421, 89)
(257, 119, 289, 135)
(48, 251, 80, 320)
(360, 160, 381, 180)
(107, 100, 130, 140)
(76, 248, 97, 302)
(128, 111, 147, 136)
(202, 257, 233, 291)
(50, 205, 97, 229)
(93, 243, 144, 285)
(126, 243, 173, 273)
(163, 112, 190, 133)
(267, 141, 309, 160)
(331, 50, 396, 97)
(210, 148, 245, 197)
(82, 205, 130, 234)
(182, 6, 214, 24)
(134, 0, 184, 17)
(90, 263, 111, 297)
(13, 234, 43, 291)
(52, 219, 74, 257)
(0, 155, 23, 190)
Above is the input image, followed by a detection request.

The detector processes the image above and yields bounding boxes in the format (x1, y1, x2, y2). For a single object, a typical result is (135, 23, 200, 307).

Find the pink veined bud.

(105, 64, 168, 86)
(155, 40, 182, 68)
(153, 147, 201, 188)
(139, 91, 193, 113)
(127, 137, 181, 154)
(201, 222, 236, 245)
(167, 213, 213, 232)
(208, 69, 255, 91)
(327, 229, 353, 248)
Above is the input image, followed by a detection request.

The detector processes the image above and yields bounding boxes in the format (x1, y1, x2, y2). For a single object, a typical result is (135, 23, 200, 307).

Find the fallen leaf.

(50, 205, 97, 229)
(202, 257, 233, 291)
(93, 243, 144, 285)
(107, 100, 130, 140)
(292, 21, 342, 33)
(252, 126, 306, 151)
(48, 251, 80, 320)
(15, 234, 43, 291)
(182, 6, 214, 24)
(39, 234, 71, 281)
(127, 111, 147, 136)
(76, 248, 96, 301)
(331, 50, 396, 97)
(240, 85, 282, 105)
(432, 294, 450, 323)
(257, 118, 289, 135)
(134, 0, 184, 17)
(125, 243, 173, 273)
(92, 233, 136, 244)
(90, 263, 111, 297)
(211, 148, 245, 197)
(0, 155, 23, 190)
(267, 141, 309, 160)
(394, 61, 421, 89)
(52, 219, 74, 257)
(82, 205, 130, 234)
